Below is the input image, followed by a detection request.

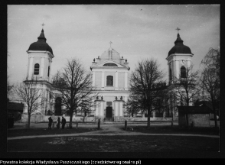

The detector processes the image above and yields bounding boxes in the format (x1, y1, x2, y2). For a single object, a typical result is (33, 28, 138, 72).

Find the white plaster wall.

(27, 52, 52, 81)
(167, 54, 193, 80)
(118, 72, 125, 88)
(95, 71, 102, 88)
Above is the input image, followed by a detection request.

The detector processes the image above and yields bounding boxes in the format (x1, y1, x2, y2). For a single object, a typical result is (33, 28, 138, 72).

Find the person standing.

(48, 116, 53, 129)
(61, 116, 66, 129)
(57, 117, 61, 129)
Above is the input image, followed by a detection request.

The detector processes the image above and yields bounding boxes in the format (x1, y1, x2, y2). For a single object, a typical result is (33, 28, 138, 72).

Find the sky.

(8, 5, 220, 84)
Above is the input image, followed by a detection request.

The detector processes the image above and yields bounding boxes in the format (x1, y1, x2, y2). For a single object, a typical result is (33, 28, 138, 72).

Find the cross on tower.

(176, 27, 180, 33)
(42, 23, 45, 27)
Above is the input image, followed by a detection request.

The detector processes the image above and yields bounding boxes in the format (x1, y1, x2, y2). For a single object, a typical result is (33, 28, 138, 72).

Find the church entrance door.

(106, 107, 113, 121)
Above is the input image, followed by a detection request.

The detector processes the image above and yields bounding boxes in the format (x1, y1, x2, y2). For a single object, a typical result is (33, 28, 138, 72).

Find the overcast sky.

(8, 5, 220, 84)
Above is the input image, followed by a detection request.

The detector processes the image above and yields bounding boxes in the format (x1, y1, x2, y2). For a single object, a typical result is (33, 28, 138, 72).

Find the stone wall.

(179, 113, 211, 127)
(188, 114, 210, 127)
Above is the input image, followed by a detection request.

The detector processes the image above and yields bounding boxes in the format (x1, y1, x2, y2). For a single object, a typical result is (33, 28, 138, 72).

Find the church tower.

(166, 29, 194, 118)
(24, 28, 54, 116)
(166, 30, 193, 85)
(26, 29, 54, 81)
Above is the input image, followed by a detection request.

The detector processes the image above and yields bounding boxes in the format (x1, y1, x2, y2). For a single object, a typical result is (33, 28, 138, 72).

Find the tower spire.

(38, 24, 46, 42)
(174, 27, 183, 45)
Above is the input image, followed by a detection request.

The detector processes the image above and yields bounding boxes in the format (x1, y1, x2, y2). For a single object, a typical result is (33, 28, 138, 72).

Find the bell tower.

(26, 29, 54, 82)
(166, 29, 194, 84)
(24, 28, 54, 116)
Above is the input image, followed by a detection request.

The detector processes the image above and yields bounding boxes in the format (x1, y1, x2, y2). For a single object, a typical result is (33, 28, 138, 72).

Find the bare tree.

(14, 81, 45, 129)
(173, 65, 200, 126)
(129, 59, 164, 128)
(125, 94, 144, 117)
(152, 84, 170, 117)
(199, 48, 220, 128)
(52, 58, 96, 128)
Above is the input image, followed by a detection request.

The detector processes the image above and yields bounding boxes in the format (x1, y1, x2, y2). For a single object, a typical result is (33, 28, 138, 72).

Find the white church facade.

(90, 46, 130, 121)
(19, 28, 194, 122)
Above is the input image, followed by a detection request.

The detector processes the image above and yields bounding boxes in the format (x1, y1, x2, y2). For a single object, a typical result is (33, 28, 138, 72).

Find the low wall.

(20, 114, 173, 123)
(123, 117, 173, 122)
(179, 113, 211, 127)
(189, 114, 210, 127)
(21, 114, 96, 123)
(21, 114, 45, 123)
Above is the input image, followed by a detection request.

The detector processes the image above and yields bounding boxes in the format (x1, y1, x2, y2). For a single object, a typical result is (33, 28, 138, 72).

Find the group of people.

(48, 116, 66, 129)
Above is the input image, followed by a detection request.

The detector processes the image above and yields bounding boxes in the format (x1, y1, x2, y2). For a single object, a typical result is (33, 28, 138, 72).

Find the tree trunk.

(171, 110, 173, 127)
(212, 102, 218, 128)
(147, 107, 151, 129)
(186, 113, 189, 127)
(83, 116, 85, 123)
(69, 109, 73, 129)
(186, 102, 189, 127)
(27, 112, 31, 129)
(213, 110, 218, 128)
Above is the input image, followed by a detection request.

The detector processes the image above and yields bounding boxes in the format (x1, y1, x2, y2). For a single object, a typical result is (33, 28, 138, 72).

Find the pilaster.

(28, 57, 33, 79)
(41, 57, 45, 78)
(101, 71, 105, 89)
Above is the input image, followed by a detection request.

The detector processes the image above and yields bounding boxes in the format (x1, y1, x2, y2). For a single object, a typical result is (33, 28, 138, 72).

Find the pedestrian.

(48, 116, 53, 129)
(61, 116, 66, 129)
(57, 116, 61, 129)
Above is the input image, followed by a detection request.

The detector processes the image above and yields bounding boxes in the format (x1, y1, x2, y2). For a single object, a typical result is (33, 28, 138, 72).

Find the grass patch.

(7, 127, 98, 137)
(7, 135, 219, 152)
(124, 126, 219, 135)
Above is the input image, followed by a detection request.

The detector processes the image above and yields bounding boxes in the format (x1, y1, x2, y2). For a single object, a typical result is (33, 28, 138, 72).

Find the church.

(20, 28, 194, 122)
(90, 45, 130, 121)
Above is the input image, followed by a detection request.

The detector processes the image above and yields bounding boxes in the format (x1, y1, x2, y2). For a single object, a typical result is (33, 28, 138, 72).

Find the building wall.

(118, 72, 125, 88)
(93, 69, 128, 90)
(27, 52, 53, 81)
(167, 54, 193, 81)
(189, 114, 210, 127)
(95, 71, 102, 88)
(179, 113, 211, 127)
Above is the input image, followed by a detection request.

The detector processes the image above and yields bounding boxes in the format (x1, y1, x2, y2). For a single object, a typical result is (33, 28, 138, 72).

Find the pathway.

(7, 122, 219, 140)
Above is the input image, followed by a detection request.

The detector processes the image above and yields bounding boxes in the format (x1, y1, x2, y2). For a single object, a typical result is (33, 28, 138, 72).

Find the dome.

(168, 33, 193, 57)
(100, 49, 120, 63)
(28, 29, 53, 55)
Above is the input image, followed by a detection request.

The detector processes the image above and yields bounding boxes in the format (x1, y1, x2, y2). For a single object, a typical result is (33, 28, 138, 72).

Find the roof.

(195, 101, 213, 109)
(168, 33, 193, 57)
(177, 106, 212, 114)
(101, 49, 121, 63)
(7, 102, 24, 112)
(27, 29, 54, 55)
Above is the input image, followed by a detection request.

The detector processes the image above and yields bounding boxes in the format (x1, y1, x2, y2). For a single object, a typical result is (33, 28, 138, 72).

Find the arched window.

(103, 63, 117, 66)
(34, 63, 39, 75)
(48, 66, 50, 77)
(107, 76, 113, 86)
(181, 66, 187, 78)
